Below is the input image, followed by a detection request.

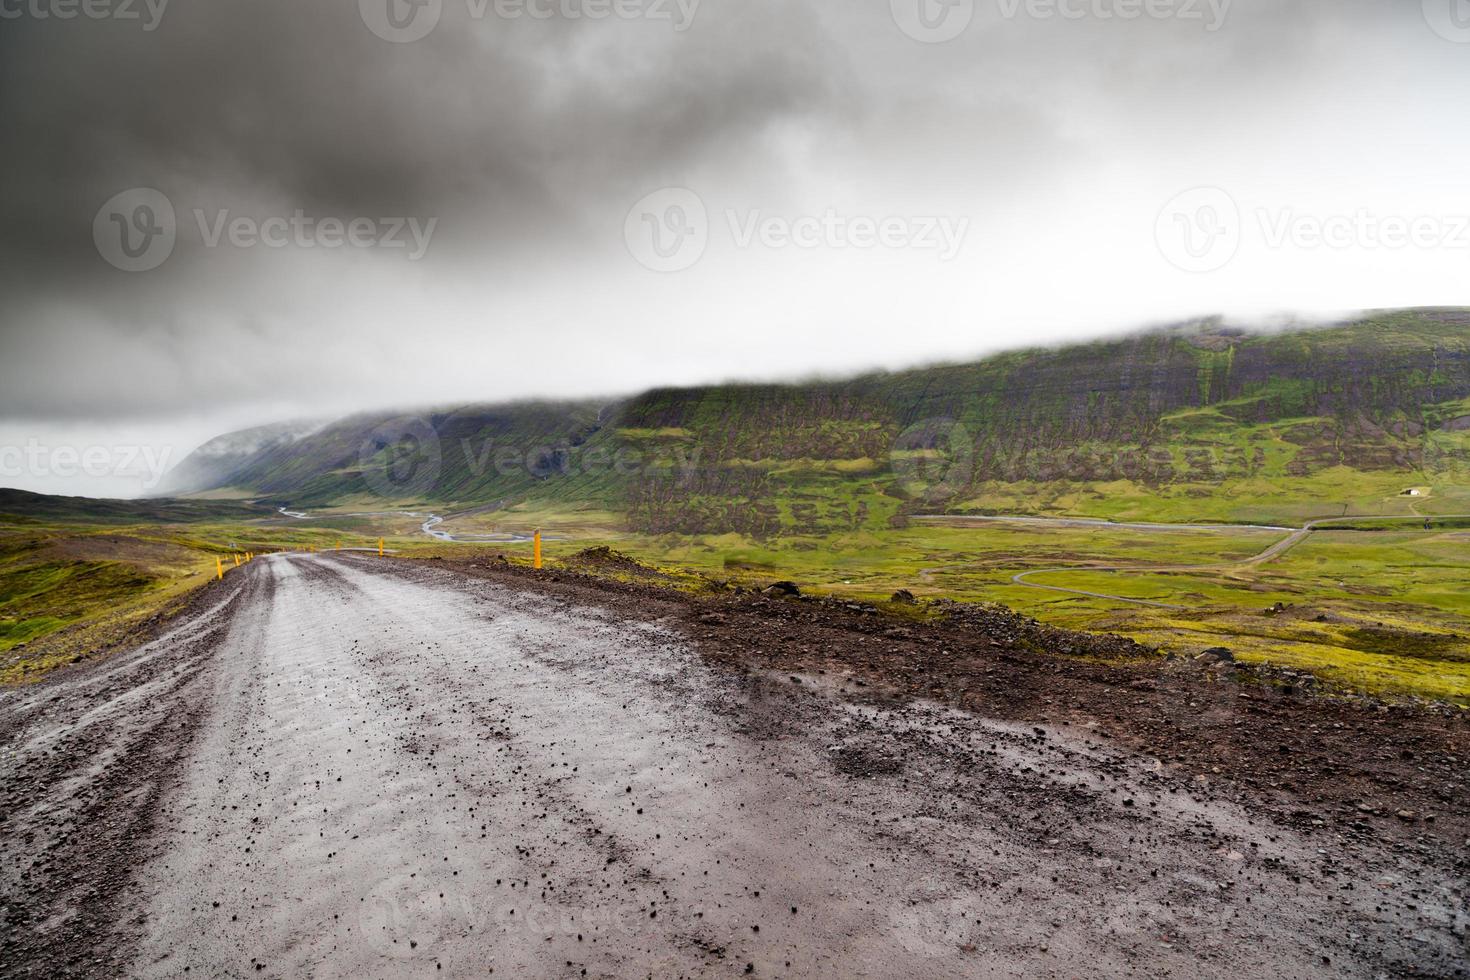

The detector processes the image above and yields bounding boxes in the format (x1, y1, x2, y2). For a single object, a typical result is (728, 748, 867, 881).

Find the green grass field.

(3, 489, 1467, 705)
(420, 500, 1470, 704)
(0, 506, 395, 682)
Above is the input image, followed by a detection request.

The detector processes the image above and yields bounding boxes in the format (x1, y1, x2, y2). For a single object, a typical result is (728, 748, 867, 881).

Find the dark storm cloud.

(0, 0, 840, 293)
(0, 0, 1387, 294)
(1, 0, 1465, 441)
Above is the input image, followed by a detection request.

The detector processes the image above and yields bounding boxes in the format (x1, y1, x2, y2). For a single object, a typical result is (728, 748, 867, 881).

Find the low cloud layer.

(2, 0, 1468, 493)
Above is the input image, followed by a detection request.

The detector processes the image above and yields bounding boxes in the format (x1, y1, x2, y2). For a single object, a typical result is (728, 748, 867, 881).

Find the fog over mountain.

(3, 0, 1469, 495)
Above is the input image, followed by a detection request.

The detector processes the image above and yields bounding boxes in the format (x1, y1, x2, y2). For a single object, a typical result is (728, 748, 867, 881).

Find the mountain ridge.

(160, 309, 1470, 531)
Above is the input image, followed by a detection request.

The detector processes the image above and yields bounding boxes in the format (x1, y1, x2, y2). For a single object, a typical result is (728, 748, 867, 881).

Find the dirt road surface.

(2, 554, 1465, 978)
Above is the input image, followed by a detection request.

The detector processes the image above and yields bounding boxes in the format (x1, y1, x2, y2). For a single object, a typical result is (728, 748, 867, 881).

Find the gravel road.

(2, 554, 1465, 978)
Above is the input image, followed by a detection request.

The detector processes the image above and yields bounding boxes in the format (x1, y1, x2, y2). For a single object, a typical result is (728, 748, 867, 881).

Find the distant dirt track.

(1, 553, 1466, 978)
(918, 513, 1470, 609)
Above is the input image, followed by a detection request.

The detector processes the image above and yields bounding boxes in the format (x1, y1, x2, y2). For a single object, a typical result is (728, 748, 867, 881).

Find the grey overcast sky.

(2, 0, 1469, 495)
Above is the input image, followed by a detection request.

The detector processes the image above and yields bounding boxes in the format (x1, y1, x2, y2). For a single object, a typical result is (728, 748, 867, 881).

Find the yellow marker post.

(336, 540, 342, 551)
(216, 556, 223, 580)
(533, 531, 543, 570)
(379, 538, 385, 557)
(233, 553, 240, 568)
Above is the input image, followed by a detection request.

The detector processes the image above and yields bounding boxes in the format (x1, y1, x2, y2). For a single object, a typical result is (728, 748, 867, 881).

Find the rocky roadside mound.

(433, 554, 1468, 856)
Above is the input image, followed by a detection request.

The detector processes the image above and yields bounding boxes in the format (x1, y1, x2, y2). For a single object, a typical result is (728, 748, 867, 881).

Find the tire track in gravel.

(0, 574, 259, 979)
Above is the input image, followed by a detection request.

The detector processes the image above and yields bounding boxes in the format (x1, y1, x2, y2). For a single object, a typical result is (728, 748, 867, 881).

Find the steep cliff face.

(160, 403, 607, 506)
(614, 311, 1470, 530)
(161, 310, 1470, 529)
(620, 312, 1470, 472)
(158, 420, 329, 496)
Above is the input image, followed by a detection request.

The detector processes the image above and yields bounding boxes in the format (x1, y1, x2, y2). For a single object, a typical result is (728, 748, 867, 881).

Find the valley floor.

(1, 554, 1465, 978)
(393, 503, 1470, 703)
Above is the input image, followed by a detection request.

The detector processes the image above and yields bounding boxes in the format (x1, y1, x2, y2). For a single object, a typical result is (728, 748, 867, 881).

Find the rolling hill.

(160, 309, 1470, 531)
